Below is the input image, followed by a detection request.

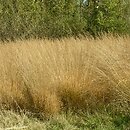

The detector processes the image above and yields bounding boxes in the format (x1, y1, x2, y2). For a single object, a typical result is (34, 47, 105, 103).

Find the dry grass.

(0, 36, 130, 116)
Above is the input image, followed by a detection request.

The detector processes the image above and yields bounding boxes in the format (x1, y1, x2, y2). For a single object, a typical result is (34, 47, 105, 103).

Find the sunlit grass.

(0, 36, 130, 117)
(0, 110, 130, 130)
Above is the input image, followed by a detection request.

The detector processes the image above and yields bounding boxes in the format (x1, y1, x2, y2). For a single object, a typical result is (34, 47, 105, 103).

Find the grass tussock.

(0, 36, 130, 116)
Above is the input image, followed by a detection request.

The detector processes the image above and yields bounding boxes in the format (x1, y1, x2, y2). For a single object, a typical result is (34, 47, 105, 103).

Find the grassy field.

(0, 36, 130, 129)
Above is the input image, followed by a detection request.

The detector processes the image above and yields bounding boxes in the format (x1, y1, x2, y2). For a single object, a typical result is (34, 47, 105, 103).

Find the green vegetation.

(0, 0, 130, 40)
(0, 110, 130, 130)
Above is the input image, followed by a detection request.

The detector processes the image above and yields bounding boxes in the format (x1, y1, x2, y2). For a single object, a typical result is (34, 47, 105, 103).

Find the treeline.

(0, 0, 130, 40)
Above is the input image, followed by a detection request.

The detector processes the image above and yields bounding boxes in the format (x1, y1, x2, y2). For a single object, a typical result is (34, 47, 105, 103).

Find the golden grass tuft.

(0, 35, 130, 116)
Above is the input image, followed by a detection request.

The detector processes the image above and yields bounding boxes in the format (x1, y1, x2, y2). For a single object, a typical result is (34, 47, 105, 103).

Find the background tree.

(0, 0, 129, 41)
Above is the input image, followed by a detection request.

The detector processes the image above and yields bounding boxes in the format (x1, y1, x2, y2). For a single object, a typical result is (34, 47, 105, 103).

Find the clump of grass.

(0, 36, 130, 116)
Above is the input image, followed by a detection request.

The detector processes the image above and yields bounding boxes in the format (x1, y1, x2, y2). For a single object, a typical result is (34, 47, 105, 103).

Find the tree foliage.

(0, 0, 129, 40)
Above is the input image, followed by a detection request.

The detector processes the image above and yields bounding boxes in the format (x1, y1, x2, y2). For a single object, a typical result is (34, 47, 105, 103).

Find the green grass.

(0, 110, 130, 130)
